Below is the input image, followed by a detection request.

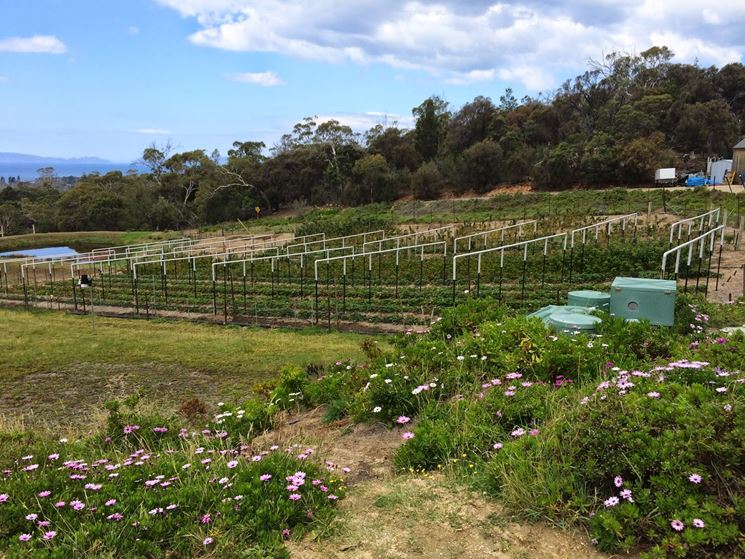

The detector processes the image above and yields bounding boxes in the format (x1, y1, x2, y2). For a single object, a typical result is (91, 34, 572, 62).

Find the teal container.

(609, 277, 676, 326)
(548, 312, 602, 334)
(528, 305, 592, 325)
(568, 290, 610, 311)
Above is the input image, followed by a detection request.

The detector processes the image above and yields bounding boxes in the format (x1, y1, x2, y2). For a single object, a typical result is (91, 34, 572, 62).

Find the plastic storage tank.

(609, 277, 676, 326)
(527, 305, 593, 323)
(567, 290, 610, 311)
(547, 312, 602, 334)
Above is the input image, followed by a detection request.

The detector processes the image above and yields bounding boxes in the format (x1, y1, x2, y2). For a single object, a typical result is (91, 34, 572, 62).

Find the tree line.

(1, 46, 743, 235)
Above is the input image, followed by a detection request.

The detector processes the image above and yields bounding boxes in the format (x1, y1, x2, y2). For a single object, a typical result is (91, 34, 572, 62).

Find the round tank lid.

(549, 312, 602, 329)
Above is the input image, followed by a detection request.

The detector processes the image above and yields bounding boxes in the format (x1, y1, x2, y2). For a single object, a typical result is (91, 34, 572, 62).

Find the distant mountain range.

(0, 152, 112, 164)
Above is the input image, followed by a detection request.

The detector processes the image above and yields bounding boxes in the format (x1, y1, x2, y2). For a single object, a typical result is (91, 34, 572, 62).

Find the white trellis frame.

(285, 230, 385, 254)
(661, 225, 725, 279)
(569, 213, 638, 248)
(453, 220, 538, 253)
(668, 208, 721, 246)
(314, 240, 447, 282)
(362, 225, 456, 253)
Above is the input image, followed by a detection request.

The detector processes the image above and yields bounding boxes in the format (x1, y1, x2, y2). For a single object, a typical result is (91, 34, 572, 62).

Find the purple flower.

(260, 474, 272, 482)
(107, 513, 123, 521)
(227, 460, 238, 469)
(604, 496, 619, 508)
(201, 513, 211, 524)
(105, 499, 116, 506)
(152, 426, 168, 433)
(511, 428, 526, 438)
(0, 493, 8, 503)
(396, 416, 411, 425)
(492, 443, 503, 450)
(19, 534, 32, 542)
(614, 476, 623, 488)
(620, 489, 634, 502)
(289, 493, 301, 501)
(402, 431, 415, 440)
(25, 513, 38, 521)
(671, 519, 684, 531)
(689, 473, 702, 484)
(43, 531, 57, 540)
(692, 518, 705, 528)
(38, 490, 51, 498)
(647, 391, 660, 399)
(84, 483, 102, 491)
(203, 537, 214, 546)
(54, 501, 66, 508)
(71, 499, 85, 511)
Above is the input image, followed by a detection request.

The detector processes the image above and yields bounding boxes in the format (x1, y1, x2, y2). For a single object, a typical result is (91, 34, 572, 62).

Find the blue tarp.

(686, 176, 713, 187)
(0, 246, 79, 259)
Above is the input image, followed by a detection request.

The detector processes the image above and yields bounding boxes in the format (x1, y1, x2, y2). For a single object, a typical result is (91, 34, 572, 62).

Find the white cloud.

(156, 0, 745, 91)
(227, 71, 284, 86)
(136, 128, 171, 135)
(128, 26, 141, 35)
(315, 111, 415, 130)
(0, 35, 67, 54)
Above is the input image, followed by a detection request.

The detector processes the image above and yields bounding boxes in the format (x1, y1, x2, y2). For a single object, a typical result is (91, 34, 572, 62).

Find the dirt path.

(255, 409, 615, 559)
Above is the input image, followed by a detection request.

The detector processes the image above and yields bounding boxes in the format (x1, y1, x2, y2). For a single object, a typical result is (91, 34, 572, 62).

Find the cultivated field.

(1, 189, 744, 558)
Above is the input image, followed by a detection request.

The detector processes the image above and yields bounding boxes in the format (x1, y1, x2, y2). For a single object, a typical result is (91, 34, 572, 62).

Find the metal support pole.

(134, 276, 139, 314)
(223, 266, 228, 323)
(704, 246, 713, 296)
(314, 280, 319, 324)
(212, 281, 217, 315)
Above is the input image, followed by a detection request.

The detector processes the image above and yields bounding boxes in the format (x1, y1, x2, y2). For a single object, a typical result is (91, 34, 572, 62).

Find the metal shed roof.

(734, 137, 745, 149)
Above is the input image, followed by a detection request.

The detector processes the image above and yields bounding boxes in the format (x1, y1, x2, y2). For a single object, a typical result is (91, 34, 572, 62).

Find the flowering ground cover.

(220, 295, 743, 558)
(0, 399, 347, 558)
(2, 295, 744, 557)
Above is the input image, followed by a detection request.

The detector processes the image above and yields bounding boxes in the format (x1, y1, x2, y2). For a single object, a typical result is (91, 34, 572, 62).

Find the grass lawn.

(0, 307, 378, 428)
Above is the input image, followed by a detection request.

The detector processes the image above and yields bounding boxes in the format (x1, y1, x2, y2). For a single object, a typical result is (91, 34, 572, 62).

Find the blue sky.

(1, 0, 743, 162)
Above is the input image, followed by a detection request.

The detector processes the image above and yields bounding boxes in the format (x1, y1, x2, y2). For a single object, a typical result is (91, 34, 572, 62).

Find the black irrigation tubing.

(715, 244, 723, 291)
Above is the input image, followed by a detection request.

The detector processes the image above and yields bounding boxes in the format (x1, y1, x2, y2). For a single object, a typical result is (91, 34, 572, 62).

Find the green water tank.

(548, 312, 602, 334)
(567, 290, 611, 311)
(528, 305, 593, 325)
(609, 277, 676, 326)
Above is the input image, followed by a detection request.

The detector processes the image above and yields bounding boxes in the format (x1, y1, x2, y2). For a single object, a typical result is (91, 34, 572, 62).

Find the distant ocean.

(0, 162, 147, 181)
